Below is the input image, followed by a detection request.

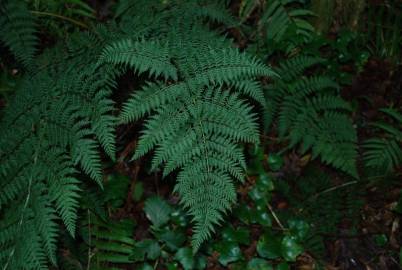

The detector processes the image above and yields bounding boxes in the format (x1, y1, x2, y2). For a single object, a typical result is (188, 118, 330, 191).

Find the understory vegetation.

(0, 0, 401, 269)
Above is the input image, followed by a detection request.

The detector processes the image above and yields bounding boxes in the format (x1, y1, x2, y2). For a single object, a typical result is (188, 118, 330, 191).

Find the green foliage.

(0, 0, 37, 68)
(245, 0, 315, 57)
(103, 0, 275, 251)
(264, 55, 358, 177)
(363, 108, 402, 176)
(277, 166, 364, 257)
(84, 214, 136, 269)
(363, 1, 402, 63)
(0, 29, 120, 268)
(1, 0, 400, 268)
(144, 196, 173, 228)
(28, 0, 96, 39)
(260, 0, 314, 45)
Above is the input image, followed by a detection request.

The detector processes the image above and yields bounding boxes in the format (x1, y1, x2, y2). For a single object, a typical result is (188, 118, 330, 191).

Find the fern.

(264, 55, 358, 177)
(0, 0, 37, 68)
(258, 0, 315, 53)
(363, 108, 402, 175)
(83, 214, 136, 269)
(100, 2, 275, 250)
(0, 29, 122, 268)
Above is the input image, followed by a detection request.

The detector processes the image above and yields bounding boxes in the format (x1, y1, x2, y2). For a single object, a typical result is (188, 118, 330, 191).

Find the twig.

(309, 180, 358, 200)
(30, 11, 89, 29)
(267, 203, 287, 230)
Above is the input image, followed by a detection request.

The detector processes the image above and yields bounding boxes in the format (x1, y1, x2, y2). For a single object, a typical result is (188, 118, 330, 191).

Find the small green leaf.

(144, 196, 172, 228)
(288, 219, 309, 241)
(215, 242, 243, 266)
(156, 229, 186, 251)
(257, 173, 275, 191)
(281, 235, 303, 262)
(266, 154, 283, 171)
(132, 182, 144, 202)
(256, 211, 272, 227)
(170, 209, 189, 227)
(247, 258, 273, 270)
(167, 262, 180, 270)
(234, 204, 252, 224)
(104, 173, 130, 208)
(232, 262, 248, 270)
(174, 248, 206, 270)
(256, 233, 281, 259)
(249, 187, 265, 201)
(137, 263, 153, 270)
(194, 255, 207, 270)
(175, 247, 194, 270)
(131, 239, 161, 261)
(374, 234, 388, 247)
(276, 262, 290, 270)
(222, 226, 250, 245)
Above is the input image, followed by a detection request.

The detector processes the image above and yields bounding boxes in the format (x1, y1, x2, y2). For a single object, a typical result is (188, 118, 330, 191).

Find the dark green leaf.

(235, 204, 252, 224)
(257, 173, 275, 191)
(137, 263, 153, 270)
(266, 154, 284, 172)
(175, 247, 194, 270)
(157, 229, 186, 251)
(281, 235, 303, 262)
(170, 209, 189, 227)
(222, 226, 250, 245)
(256, 233, 281, 259)
(131, 239, 161, 262)
(132, 182, 144, 202)
(247, 258, 273, 270)
(249, 187, 267, 202)
(374, 234, 388, 247)
(277, 262, 290, 270)
(144, 196, 172, 228)
(104, 173, 130, 208)
(288, 219, 309, 241)
(256, 211, 272, 227)
(215, 241, 243, 266)
(167, 262, 180, 270)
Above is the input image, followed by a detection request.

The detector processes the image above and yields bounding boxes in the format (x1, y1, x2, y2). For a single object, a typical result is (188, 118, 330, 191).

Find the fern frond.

(83, 214, 135, 269)
(114, 12, 274, 249)
(266, 55, 358, 177)
(0, 31, 120, 268)
(363, 108, 402, 175)
(0, 0, 37, 68)
(259, 0, 315, 51)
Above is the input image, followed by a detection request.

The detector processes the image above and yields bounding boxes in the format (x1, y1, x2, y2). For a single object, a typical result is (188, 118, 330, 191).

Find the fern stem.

(30, 10, 89, 29)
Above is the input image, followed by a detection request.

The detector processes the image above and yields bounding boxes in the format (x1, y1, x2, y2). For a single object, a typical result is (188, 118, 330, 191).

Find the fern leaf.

(0, 0, 37, 68)
(99, 39, 177, 80)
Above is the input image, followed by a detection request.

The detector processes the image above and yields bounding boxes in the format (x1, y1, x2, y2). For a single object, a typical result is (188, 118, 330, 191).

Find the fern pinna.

(101, 3, 276, 249)
(264, 55, 358, 177)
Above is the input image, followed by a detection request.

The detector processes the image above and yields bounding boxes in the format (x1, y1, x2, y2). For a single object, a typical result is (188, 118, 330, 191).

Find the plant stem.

(267, 203, 287, 230)
(30, 10, 89, 29)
